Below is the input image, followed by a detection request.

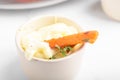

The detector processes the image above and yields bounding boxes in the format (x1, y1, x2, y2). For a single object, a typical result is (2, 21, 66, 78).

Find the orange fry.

(45, 31, 98, 48)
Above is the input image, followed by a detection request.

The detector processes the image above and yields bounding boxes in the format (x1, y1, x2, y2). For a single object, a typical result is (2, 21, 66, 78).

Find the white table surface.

(0, 0, 120, 80)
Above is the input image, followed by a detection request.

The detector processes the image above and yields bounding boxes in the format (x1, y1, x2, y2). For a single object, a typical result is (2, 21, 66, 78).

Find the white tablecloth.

(0, 0, 120, 80)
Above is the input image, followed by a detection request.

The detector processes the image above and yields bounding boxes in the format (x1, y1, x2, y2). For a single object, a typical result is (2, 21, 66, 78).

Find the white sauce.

(21, 23, 78, 60)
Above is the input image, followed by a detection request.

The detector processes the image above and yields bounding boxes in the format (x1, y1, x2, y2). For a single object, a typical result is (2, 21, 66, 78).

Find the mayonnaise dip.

(21, 23, 78, 60)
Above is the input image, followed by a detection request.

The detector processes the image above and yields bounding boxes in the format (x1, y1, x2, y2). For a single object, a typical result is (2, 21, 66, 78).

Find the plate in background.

(0, 0, 67, 9)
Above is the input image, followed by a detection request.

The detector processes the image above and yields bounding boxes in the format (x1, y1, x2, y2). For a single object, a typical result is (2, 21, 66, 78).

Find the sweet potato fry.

(45, 31, 98, 48)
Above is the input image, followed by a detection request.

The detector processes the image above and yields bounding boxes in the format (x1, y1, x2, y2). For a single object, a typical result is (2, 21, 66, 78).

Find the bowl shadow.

(3, 58, 28, 80)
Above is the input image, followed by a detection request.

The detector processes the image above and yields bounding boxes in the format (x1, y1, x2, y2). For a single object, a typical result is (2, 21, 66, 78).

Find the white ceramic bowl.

(101, 0, 120, 21)
(15, 16, 85, 80)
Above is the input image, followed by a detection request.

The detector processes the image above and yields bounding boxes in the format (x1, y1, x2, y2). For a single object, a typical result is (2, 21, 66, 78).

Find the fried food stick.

(45, 31, 98, 48)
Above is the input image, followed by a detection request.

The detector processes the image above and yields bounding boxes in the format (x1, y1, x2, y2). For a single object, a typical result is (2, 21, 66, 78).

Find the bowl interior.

(16, 16, 83, 61)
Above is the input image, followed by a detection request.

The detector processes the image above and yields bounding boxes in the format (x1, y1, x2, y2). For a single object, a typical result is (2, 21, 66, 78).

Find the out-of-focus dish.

(101, 0, 120, 21)
(0, 0, 66, 9)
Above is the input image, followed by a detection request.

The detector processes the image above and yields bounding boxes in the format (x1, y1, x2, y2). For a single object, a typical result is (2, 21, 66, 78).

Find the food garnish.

(50, 45, 73, 59)
(46, 30, 98, 59)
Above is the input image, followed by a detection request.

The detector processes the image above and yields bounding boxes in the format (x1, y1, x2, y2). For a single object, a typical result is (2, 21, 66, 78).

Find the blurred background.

(0, 0, 41, 4)
(0, 0, 120, 80)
